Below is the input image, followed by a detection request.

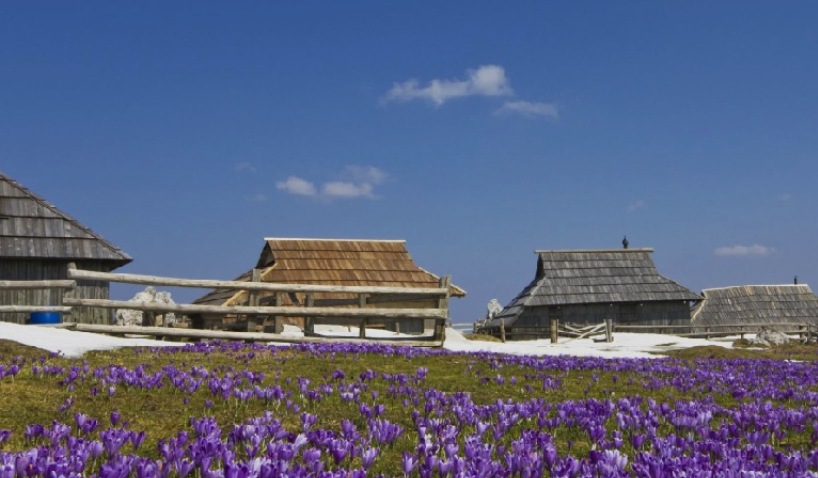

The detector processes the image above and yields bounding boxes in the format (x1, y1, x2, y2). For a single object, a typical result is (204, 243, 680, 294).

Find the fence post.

(246, 269, 261, 332)
(435, 276, 451, 343)
(499, 319, 506, 343)
(305, 293, 314, 335)
(357, 293, 368, 338)
(551, 319, 558, 344)
(273, 292, 284, 334)
(605, 318, 613, 342)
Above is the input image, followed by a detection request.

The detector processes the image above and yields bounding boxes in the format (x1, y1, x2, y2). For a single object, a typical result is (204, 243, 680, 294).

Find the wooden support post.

(605, 318, 613, 343)
(358, 293, 368, 338)
(705, 327, 710, 340)
(551, 318, 559, 344)
(434, 276, 451, 343)
(305, 293, 314, 335)
(499, 319, 506, 343)
(273, 292, 284, 334)
(246, 269, 261, 332)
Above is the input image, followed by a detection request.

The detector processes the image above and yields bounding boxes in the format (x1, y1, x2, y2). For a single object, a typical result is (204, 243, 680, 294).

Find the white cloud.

(275, 176, 317, 197)
(383, 65, 513, 106)
(276, 166, 386, 200)
(495, 100, 559, 119)
(235, 162, 256, 173)
(714, 244, 775, 257)
(322, 181, 374, 199)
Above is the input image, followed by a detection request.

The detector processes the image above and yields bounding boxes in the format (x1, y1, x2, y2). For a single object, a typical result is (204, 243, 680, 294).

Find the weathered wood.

(69, 323, 443, 347)
(499, 319, 506, 343)
(550, 319, 559, 343)
(246, 269, 262, 332)
(0, 305, 73, 314)
(67, 268, 448, 296)
(435, 276, 451, 343)
(0, 280, 76, 290)
(605, 318, 613, 342)
(358, 294, 368, 338)
(62, 297, 448, 319)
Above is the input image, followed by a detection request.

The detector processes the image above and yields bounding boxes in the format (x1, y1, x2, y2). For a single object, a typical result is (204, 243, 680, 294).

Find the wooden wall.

(0, 260, 114, 324)
(508, 301, 692, 340)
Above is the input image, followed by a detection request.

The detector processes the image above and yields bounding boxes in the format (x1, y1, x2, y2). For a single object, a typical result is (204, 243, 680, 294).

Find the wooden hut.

(0, 172, 132, 324)
(191, 238, 465, 334)
(483, 248, 701, 340)
(691, 285, 818, 333)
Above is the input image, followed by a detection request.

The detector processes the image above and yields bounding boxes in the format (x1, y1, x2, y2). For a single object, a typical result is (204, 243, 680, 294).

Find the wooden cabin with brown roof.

(482, 247, 701, 340)
(192, 238, 465, 334)
(0, 172, 132, 324)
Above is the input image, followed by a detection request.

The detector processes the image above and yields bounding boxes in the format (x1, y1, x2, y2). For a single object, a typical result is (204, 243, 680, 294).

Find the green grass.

(2, 338, 818, 474)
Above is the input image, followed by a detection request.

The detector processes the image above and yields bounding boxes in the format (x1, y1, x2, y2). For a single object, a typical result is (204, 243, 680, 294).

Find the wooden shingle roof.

(691, 285, 818, 326)
(491, 248, 700, 326)
(195, 238, 465, 305)
(0, 172, 132, 265)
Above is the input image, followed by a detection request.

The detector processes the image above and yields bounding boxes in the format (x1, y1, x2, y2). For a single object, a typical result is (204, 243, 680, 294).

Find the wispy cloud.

(275, 176, 317, 197)
(778, 193, 792, 202)
(495, 100, 559, 119)
(245, 193, 267, 203)
(628, 200, 646, 212)
(276, 166, 387, 201)
(235, 162, 256, 173)
(383, 65, 513, 106)
(714, 244, 776, 257)
(322, 182, 374, 199)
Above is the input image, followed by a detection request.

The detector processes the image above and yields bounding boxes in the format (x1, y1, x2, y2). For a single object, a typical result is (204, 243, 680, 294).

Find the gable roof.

(491, 248, 700, 326)
(195, 238, 465, 306)
(691, 284, 818, 326)
(0, 172, 132, 265)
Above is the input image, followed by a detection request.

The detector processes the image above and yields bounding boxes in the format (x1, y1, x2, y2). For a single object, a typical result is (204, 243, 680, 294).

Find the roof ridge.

(264, 237, 406, 243)
(535, 248, 654, 253)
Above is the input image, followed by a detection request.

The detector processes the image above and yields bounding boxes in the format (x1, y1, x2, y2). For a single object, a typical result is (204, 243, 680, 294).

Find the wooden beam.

(69, 323, 443, 347)
(62, 297, 447, 319)
(0, 306, 73, 314)
(67, 268, 448, 296)
(0, 280, 76, 290)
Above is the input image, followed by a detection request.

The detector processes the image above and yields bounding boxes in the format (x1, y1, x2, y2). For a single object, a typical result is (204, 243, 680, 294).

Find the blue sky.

(2, 2, 817, 323)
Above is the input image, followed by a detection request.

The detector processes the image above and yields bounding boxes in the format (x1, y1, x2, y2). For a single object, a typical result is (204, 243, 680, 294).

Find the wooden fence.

(478, 319, 817, 343)
(0, 265, 452, 347)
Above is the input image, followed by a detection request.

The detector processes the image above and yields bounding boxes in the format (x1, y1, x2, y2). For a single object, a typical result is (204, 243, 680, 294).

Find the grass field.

(1, 338, 818, 476)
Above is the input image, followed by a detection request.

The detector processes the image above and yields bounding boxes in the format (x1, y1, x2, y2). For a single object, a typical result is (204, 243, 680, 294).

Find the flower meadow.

(1, 341, 818, 477)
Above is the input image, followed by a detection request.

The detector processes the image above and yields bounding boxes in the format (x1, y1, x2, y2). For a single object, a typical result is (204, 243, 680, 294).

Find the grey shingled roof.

(490, 248, 700, 326)
(0, 172, 132, 265)
(691, 285, 818, 326)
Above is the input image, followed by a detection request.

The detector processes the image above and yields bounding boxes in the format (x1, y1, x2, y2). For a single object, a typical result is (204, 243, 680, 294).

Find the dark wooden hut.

(691, 285, 818, 333)
(191, 238, 465, 333)
(0, 172, 132, 324)
(483, 248, 701, 340)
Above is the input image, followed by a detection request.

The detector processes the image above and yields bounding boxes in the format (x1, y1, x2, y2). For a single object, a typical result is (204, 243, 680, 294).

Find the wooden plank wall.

(0, 260, 112, 324)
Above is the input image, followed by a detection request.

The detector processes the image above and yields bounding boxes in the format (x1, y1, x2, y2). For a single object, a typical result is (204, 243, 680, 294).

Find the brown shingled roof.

(194, 238, 465, 306)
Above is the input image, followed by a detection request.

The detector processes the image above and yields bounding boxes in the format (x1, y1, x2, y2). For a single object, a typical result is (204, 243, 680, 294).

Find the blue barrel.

(28, 312, 62, 325)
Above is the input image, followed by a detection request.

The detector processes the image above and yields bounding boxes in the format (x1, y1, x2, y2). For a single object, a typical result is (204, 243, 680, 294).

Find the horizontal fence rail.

(62, 297, 447, 319)
(1, 266, 452, 347)
(67, 268, 448, 296)
(475, 319, 817, 343)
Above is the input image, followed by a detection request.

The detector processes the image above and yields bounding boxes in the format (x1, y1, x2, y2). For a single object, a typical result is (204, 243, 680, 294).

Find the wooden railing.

(0, 280, 74, 314)
(0, 265, 453, 347)
(476, 319, 816, 343)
